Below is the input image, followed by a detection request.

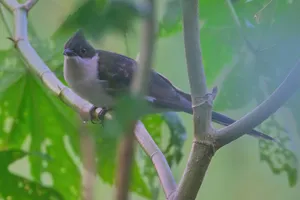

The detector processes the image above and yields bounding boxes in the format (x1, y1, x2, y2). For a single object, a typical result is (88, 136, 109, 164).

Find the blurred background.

(0, 0, 300, 199)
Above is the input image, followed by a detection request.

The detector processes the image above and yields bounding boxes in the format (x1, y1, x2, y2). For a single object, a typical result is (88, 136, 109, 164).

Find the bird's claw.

(89, 106, 99, 124)
(89, 106, 111, 125)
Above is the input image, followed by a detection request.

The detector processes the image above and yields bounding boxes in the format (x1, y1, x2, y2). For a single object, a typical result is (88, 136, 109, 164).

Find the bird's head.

(63, 29, 96, 59)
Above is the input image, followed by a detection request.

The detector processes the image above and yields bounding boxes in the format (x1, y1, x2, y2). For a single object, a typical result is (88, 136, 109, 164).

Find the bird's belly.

(70, 81, 114, 108)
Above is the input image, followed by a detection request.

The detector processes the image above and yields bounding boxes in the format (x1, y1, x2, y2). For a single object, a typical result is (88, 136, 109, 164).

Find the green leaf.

(140, 114, 164, 198)
(54, 0, 145, 40)
(137, 112, 186, 199)
(0, 149, 64, 200)
(201, 0, 300, 185)
(162, 112, 186, 167)
(94, 127, 152, 198)
(259, 116, 298, 187)
(0, 48, 81, 200)
(158, 0, 182, 37)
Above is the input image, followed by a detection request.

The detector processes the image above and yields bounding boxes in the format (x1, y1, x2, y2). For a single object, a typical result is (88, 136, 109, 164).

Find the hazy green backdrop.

(0, 0, 299, 199)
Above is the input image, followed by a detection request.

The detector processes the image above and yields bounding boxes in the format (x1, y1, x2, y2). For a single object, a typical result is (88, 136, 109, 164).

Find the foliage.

(0, 149, 63, 200)
(0, 0, 299, 199)
(159, 0, 299, 187)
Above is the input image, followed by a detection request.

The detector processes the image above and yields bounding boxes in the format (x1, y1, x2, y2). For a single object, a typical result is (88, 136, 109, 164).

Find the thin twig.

(22, 0, 38, 11)
(215, 58, 300, 146)
(115, 0, 156, 200)
(134, 121, 176, 199)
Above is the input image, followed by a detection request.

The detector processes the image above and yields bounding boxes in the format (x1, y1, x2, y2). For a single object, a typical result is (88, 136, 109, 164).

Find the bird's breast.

(63, 56, 114, 108)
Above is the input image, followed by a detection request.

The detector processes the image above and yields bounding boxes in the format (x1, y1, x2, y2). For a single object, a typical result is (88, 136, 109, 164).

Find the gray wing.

(96, 50, 192, 112)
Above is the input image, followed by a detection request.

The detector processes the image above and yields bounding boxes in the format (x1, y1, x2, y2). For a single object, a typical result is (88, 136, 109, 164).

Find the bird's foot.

(89, 106, 112, 125)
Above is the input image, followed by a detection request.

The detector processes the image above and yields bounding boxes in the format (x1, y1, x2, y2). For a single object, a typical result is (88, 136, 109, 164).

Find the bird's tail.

(166, 88, 276, 142)
(211, 111, 276, 141)
(182, 105, 275, 142)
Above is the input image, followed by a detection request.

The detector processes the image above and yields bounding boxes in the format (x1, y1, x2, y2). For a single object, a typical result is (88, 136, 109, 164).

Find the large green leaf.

(54, 0, 145, 40)
(259, 116, 298, 187)
(211, 0, 300, 185)
(0, 48, 82, 200)
(0, 149, 63, 200)
(0, 47, 152, 199)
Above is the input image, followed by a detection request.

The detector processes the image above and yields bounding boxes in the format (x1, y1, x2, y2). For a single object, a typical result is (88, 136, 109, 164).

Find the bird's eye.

(80, 48, 87, 54)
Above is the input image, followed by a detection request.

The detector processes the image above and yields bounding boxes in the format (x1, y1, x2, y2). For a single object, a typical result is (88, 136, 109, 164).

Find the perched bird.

(63, 30, 274, 141)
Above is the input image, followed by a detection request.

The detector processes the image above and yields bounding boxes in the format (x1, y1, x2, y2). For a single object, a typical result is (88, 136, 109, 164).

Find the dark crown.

(63, 29, 96, 58)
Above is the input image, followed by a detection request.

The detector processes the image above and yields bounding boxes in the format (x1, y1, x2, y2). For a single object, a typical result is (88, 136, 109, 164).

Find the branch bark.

(215, 59, 300, 146)
(115, 1, 156, 199)
(135, 121, 176, 199)
(79, 123, 96, 200)
(175, 0, 215, 199)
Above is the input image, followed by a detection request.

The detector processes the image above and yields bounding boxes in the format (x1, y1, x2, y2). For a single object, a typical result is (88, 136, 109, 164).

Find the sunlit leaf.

(0, 48, 82, 200)
(0, 149, 64, 200)
(54, 0, 146, 40)
(259, 117, 298, 186)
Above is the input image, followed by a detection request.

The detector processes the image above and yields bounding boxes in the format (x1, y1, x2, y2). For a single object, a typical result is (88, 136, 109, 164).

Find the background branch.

(215, 59, 300, 146)
(115, 0, 156, 199)
(79, 123, 96, 200)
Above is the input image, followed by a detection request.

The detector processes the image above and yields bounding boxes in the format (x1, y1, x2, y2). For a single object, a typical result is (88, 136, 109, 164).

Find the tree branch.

(0, 1, 175, 199)
(175, 0, 215, 199)
(115, 1, 156, 199)
(79, 123, 96, 200)
(22, 0, 38, 11)
(215, 59, 300, 146)
(174, 141, 214, 200)
(0, 0, 106, 122)
(180, 0, 213, 139)
(135, 121, 176, 199)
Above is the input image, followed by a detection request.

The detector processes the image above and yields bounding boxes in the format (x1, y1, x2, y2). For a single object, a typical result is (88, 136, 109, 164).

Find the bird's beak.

(63, 48, 76, 56)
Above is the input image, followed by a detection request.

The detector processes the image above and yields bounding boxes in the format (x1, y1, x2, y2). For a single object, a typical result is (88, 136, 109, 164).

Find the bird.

(63, 29, 275, 142)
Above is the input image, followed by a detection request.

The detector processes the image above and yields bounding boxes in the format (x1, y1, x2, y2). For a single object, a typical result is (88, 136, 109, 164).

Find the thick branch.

(180, 0, 212, 138)
(175, 142, 214, 200)
(115, 1, 156, 200)
(175, 0, 215, 199)
(215, 59, 300, 146)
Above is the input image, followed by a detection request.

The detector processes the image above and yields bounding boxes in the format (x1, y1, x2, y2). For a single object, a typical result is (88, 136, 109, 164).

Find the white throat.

(63, 54, 114, 107)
